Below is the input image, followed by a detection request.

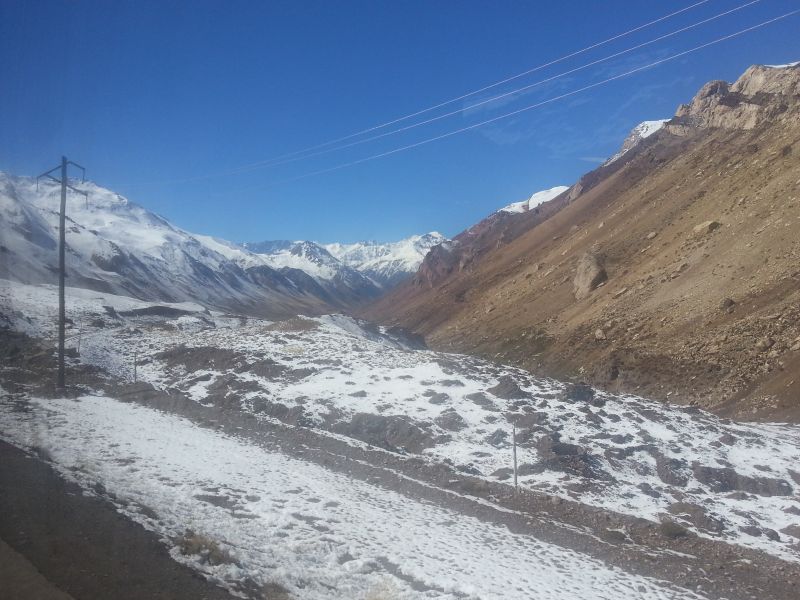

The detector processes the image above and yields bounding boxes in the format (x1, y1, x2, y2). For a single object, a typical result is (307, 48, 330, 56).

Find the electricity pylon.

(37, 157, 87, 392)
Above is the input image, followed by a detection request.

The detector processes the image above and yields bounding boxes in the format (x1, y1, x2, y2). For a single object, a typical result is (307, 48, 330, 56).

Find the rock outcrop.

(670, 64, 800, 131)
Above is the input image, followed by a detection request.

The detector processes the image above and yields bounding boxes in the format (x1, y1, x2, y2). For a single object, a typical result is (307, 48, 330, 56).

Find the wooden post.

(133, 348, 137, 383)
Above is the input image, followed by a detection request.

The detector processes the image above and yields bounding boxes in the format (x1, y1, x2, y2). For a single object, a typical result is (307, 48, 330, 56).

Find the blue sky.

(2, 0, 798, 243)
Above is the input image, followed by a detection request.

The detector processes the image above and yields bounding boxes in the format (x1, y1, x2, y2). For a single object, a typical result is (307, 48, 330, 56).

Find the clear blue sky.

(1, 1, 798, 243)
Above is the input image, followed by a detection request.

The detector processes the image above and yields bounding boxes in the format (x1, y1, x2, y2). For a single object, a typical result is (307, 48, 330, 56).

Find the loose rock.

(573, 253, 608, 300)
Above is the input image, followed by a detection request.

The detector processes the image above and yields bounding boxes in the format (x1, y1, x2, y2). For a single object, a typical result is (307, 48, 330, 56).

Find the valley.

(2, 58, 800, 600)
(1, 282, 800, 598)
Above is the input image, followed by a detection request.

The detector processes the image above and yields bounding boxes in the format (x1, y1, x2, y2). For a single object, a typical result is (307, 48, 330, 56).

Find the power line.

(244, 9, 800, 190)
(124, 0, 715, 187)
(217, 0, 761, 176)
(236, 0, 716, 168)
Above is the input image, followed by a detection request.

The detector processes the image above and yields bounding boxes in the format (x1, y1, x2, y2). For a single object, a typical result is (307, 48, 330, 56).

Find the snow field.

(0, 393, 709, 600)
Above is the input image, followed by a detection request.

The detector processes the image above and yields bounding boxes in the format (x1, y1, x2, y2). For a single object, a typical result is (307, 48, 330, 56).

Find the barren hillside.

(364, 63, 800, 421)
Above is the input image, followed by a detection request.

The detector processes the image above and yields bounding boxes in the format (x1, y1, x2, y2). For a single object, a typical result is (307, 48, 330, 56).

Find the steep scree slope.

(364, 63, 800, 421)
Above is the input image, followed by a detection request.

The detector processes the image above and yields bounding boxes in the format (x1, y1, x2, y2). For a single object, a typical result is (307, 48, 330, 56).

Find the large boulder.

(692, 220, 721, 236)
(434, 409, 468, 431)
(333, 413, 435, 453)
(573, 253, 608, 300)
(691, 465, 793, 496)
(486, 376, 528, 400)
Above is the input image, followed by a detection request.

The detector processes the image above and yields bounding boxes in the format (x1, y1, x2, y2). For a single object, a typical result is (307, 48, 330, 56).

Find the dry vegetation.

(175, 530, 235, 566)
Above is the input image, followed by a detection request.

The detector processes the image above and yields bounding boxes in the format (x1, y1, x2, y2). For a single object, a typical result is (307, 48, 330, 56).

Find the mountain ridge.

(0, 174, 438, 317)
(244, 232, 448, 290)
(363, 62, 800, 421)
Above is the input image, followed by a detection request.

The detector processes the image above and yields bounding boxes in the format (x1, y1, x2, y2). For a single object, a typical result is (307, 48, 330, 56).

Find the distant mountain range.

(243, 232, 446, 290)
(0, 173, 445, 318)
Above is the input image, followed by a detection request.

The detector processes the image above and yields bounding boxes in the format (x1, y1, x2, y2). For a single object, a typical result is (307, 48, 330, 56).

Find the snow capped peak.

(1, 169, 438, 305)
(322, 232, 448, 288)
(527, 186, 570, 209)
(499, 186, 569, 214)
(605, 118, 669, 165)
(243, 240, 342, 280)
(242, 233, 447, 290)
(630, 119, 669, 140)
(1, 172, 189, 259)
(325, 231, 446, 259)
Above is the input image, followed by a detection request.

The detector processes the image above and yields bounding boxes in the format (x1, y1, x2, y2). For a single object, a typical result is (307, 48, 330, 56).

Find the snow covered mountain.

(606, 119, 669, 164)
(0, 173, 380, 317)
(244, 233, 448, 290)
(499, 186, 570, 214)
(324, 232, 447, 288)
(242, 239, 383, 305)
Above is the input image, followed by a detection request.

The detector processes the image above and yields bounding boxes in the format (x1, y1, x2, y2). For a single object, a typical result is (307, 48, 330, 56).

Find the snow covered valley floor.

(2, 280, 800, 599)
(0, 393, 712, 600)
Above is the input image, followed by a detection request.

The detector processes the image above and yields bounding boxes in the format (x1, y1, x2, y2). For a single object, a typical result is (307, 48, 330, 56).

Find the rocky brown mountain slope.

(364, 63, 800, 421)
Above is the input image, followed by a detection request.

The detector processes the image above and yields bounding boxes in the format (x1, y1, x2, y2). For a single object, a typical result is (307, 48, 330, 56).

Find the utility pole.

(37, 157, 87, 392)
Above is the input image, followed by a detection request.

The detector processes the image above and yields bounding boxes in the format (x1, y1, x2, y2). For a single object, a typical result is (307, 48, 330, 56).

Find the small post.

(512, 422, 518, 491)
(133, 348, 138, 383)
(76, 320, 82, 354)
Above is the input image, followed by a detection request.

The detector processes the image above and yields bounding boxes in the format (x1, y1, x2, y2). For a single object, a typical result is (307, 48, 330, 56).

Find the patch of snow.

(765, 61, 799, 68)
(605, 119, 669, 165)
(499, 186, 569, 214)
(0, 393, 710, 600)
(632, 119, 669, 139)
(3, 283, 800, 563)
